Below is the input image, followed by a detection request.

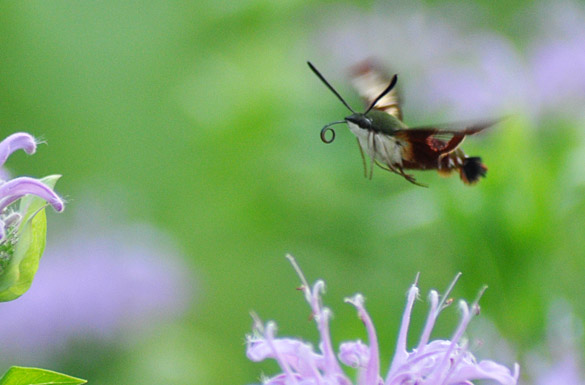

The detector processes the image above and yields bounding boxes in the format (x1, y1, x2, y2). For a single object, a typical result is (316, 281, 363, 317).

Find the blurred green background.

(1, 1, 585, 384)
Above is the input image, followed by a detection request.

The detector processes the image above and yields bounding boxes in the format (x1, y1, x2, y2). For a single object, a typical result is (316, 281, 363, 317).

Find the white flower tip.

(458, 299, 470, 316)
(435, 273, 463, 312)
(250, 311, 264, 331)
(265, 321, 277, 337)
(475, 284, 488, 302)
(286, 253, 311, 295)
(344, 293, 364, 306)
(409, 283, 420, 295)
(513, 363, 520, 381)
(444, 272, 462, 296)
(413, 271, 421, 286)
(314, 279, 326, 294)
(428, 289, 440, 307)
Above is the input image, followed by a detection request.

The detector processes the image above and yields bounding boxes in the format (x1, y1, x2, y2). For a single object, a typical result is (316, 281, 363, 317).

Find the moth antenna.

(320, 121, 345, 143)
(365, 74, 398, 115)
(308, 61, 356, 114)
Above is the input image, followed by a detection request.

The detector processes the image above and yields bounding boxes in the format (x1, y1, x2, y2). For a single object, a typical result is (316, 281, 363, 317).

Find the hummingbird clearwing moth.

(308, 60, 500, 186)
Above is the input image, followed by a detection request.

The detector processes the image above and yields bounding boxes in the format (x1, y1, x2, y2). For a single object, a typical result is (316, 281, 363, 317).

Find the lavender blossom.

(247, 255, 519, 385)
(0, 132, 64, 241)
(0, 204, 194, 363)
(527, 0, 585, 121)
(0, 132, 64, 301)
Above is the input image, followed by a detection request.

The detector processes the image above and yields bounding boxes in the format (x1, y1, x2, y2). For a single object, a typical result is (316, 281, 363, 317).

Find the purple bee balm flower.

(0, 132, 64, 241)
(247, 255, 519, 385)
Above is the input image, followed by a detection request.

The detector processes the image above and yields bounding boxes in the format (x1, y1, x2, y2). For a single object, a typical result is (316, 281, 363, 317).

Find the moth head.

(345, 113, 372, 130)
(308, 61, 397, 143)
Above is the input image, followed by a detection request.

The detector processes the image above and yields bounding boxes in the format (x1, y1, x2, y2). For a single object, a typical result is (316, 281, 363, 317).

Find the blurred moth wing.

(351, 60, 403, 121)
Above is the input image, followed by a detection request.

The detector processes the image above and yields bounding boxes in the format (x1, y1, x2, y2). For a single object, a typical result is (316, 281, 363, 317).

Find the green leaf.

(0, 366, 86, 385)
(0, 175, 61, 302)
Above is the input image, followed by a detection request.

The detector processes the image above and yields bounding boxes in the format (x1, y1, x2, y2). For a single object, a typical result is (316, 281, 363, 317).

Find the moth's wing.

(395, 129, 466, 163)
(405, 119, 502, 136)
(395, 119, 499, 162)
(350, 60, 403, 121)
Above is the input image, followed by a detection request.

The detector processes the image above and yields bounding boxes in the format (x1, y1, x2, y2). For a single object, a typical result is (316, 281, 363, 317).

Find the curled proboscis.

(320, 125, 336, 143)
(320, 121, 345, 144)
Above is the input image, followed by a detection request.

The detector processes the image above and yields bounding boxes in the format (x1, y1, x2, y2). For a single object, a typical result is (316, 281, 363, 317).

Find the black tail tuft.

(460, 157, 487, 185)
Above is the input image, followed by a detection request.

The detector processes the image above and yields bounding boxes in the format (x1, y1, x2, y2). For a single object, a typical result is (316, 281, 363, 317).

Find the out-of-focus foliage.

(1, 1, 584, 385)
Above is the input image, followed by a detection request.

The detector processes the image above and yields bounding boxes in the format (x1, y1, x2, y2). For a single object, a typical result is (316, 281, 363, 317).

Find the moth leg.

(373, 132, 403, 176)
(379, 161, 425, 187)
(397, 165, 427, 187)
(356, 138, 368, 178)
(367, 131, 376, 180)
(437, 152, 449, 171)
(376, 161, 402, 176)
(374, 139, 426, 187)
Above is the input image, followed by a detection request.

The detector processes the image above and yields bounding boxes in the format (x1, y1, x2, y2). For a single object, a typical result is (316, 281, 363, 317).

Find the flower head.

(247, 255, 519, 385)
(0, 133, 64, 240)
(0, 132, 64, 301)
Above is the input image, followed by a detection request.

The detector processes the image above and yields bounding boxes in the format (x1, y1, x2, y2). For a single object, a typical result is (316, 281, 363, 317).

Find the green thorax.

(365, 109, 408, 135)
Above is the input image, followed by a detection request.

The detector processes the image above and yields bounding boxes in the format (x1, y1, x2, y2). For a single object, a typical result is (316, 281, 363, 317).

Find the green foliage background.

(1, 1, 584, 384)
